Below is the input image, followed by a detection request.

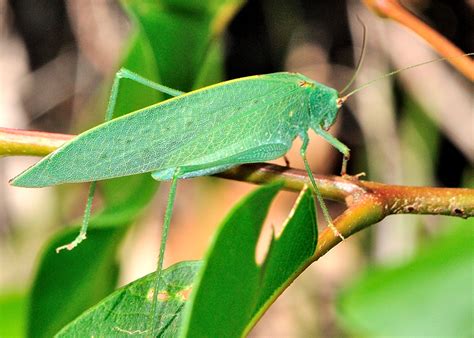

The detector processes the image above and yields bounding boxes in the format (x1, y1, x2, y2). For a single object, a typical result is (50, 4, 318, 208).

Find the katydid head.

(308, 84, 340, 131)
(309, 52, 473, 133)
(309, 13, 472, 132)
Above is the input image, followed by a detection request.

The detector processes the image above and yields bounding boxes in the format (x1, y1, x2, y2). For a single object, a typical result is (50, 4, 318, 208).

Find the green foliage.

(28, 171, 159, 337)
(54, 183, 318, 336)
(181, 183, 318, 337)
(28, 226, 124, 338)
(56, 261, 202, 337)
(337, 221, 474, 337)
(4, 1, 471, 336)
(0, 290, 27, 338)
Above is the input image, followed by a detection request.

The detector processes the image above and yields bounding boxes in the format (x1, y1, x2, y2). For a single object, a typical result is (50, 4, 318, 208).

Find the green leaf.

(27, 158, 158, 338)
(122, 0, 244, 91)
(28, 226, 123, 338)
(337, 221, 474, 337)
(0, 290, 27, 338)
(55, 261, 202, 337)
(180, 184, 318, 337)
(55, 183, 315, 336)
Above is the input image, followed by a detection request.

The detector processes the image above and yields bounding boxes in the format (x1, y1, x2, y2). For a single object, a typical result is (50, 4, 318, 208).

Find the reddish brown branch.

(363, 0, 474, 81)
(218, 163, 473, 260)
(1, 127, 473, 260)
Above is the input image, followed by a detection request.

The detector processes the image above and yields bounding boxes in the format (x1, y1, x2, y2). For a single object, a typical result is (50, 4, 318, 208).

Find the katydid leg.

(115, 68, 184, 98)
(148, 168, 180, 333)
(56, 70, 184, 252)
(314, 126, 350, 176)
(152, 142, 291, 180)
(300, 132, 344, 240)
(55, 182, 97, 252)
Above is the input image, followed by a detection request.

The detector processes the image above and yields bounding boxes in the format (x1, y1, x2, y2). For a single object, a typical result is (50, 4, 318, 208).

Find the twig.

(1, 127, 472, 260)
(0, 127, 71, 156)
(363, 0, 474, 81)
(217, 163, 473, 260)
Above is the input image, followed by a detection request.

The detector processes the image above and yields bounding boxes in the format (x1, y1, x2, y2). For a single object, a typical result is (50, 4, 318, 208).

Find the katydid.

(11, 69, 349, 242)
(11, 66, 353, 329)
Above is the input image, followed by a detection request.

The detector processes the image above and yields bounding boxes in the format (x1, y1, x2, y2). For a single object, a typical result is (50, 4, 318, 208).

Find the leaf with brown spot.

(55, 261, 201, 338)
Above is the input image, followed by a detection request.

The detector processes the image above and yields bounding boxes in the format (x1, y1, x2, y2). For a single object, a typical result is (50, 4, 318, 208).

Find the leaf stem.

(363, 0, 474, 81)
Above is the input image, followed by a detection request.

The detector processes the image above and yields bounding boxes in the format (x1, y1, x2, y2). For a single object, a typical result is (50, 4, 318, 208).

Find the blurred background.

(0, 0, 472, 336)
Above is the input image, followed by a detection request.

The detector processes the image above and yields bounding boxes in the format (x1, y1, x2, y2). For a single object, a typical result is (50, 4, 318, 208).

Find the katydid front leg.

(313, 126, 350, 176)
(300, 132, 344, 240)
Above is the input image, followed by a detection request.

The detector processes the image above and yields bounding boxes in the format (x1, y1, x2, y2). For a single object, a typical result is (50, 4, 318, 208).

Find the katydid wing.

(10, 72, 343, 188)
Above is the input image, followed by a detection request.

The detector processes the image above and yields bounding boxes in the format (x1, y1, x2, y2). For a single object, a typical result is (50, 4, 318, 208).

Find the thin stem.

(314, 194, 385, 260)
(0, 127, 72, 157)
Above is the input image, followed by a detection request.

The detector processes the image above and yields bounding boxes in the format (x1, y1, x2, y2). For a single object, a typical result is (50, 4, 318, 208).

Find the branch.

(217, 163, 473, 261)
(1, 126, 473, 261)
(363, 0, 474, 81)
(0, 127, 72, 156)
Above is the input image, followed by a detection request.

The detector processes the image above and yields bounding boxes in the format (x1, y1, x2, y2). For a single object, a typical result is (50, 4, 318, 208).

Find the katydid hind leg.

(314, 126, 350, 176)
(55, 69, 185, 252)
(145, 142, 292, 327)
(55, 68, 129, 251)
(300, 133, 344, 240)
(182, 142, 291, 178)
(106, 68, 184, 121)
(56, 182, 97, 252)
(116, 68, 185, 98)
(148, 169, 180, 333)
(200, 142, 290, 167)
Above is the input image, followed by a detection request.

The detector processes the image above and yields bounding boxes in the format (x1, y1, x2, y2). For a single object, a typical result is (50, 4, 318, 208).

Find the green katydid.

(11, 60, 359, 332)
(12, 68, 350, 331)
(11, 69, 350, 240)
